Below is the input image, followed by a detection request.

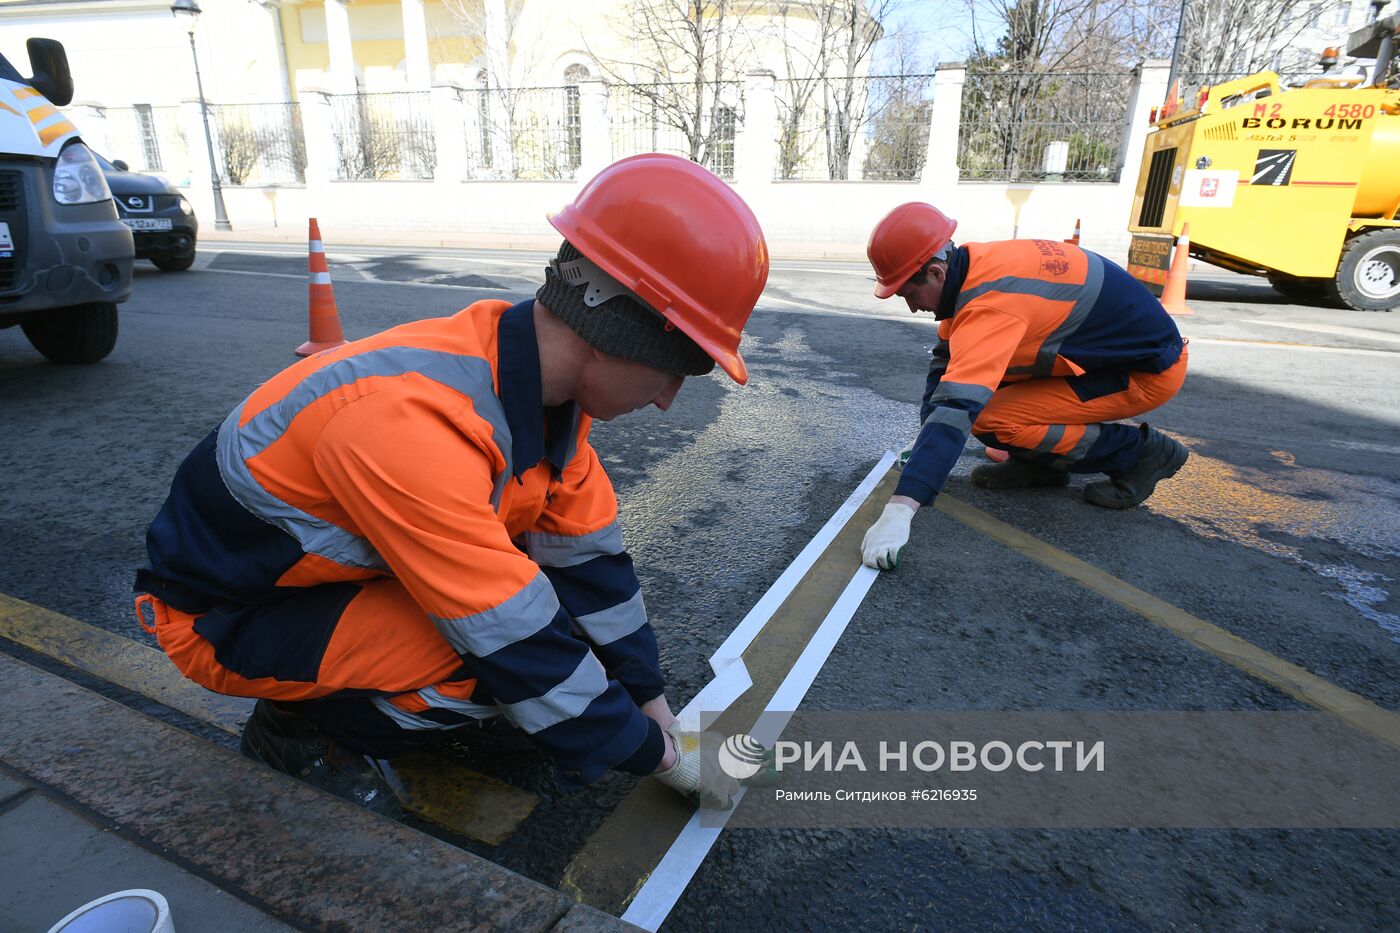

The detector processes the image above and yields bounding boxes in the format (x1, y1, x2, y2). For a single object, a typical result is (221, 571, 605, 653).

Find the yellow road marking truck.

(1126, 15, 1399, 311)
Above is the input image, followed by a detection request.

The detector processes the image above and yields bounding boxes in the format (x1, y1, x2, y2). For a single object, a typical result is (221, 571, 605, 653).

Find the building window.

(706, 106, 736, 179)
(563, 63, 590, 172)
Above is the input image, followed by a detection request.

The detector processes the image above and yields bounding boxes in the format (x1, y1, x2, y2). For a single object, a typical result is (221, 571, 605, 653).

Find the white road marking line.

(1240, 319, 1400, 346)
(198, 267, 514, 291)
(625, 453, 895, 931)
(1186, 336, 1399, 357)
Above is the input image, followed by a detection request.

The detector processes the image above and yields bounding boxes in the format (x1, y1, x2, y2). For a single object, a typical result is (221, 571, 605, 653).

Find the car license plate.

(0, 221, 12, 258)
(123, 218, 173, 232)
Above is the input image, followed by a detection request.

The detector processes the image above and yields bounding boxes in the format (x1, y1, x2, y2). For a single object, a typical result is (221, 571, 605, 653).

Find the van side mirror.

(113, 159, 129, 172)
(26, 38, 74, 107)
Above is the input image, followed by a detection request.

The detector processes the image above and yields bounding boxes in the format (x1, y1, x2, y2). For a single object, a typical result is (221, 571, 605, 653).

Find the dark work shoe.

(240, 700, 400, 817)
(970, 456, 1070, 489)
(1083, 425, 1189, 509)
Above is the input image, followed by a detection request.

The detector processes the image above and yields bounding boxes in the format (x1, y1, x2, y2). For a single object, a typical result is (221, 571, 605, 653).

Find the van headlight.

(53, 143, 113, 205)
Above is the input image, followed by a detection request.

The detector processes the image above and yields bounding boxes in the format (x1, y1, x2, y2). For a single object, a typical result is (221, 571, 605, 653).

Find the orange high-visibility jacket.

(898, 241, 1184, 503)
(139, 300, 666, 784)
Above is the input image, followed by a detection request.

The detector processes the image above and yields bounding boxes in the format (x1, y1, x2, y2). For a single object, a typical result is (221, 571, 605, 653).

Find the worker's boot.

(240, 699, 399, 817)
(970, 454, 1070, 489)
(1082, 425, 1189, 509)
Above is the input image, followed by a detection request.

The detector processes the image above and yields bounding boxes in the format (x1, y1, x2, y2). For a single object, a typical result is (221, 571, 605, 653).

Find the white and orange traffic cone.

(1064, 218, 1081, 246)
(297, 218, 347, 356)
(1160, 222, 1194, 316)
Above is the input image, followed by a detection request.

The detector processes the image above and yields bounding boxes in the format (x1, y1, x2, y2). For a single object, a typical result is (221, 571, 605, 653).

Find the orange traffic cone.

(1064, 218, 1081, 245)
(297, 218, 347, 356)
(1160, 222, 1194, 316)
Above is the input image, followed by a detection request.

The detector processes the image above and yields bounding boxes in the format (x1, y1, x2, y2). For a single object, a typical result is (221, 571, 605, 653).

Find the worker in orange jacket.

(861, 203, 1190, 570)
(134, 155, 767, 810)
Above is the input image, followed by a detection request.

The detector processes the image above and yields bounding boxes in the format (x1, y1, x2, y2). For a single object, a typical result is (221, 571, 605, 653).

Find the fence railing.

(608, 81, 741, 179)
(93, 65, 1279, 191)
(461, 85, 580, 180)
(777, 74, 933, 182)
(211, 102, 306, 185)
(103, 105, 189, 179)
(957, 70, 1135, 182)
(329, 91, 435, 180)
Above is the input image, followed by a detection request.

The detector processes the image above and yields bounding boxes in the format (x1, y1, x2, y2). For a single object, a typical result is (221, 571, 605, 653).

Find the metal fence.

(609, 82, 741, 180)
(329, 91, 435, 180)
(102, 105, 189, 180)
(777, 74, 933, 182)
(957, 70, 1135, 182)
(210, 102, 306, 185)
(460, 85, 580, 180)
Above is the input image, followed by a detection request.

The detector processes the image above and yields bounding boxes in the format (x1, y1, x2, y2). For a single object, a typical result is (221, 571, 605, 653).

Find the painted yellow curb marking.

(0, 592, 537, 843)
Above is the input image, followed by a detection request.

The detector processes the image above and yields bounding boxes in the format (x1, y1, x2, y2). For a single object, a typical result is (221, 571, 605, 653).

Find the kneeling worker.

(861, 203, 1189, 570)
(134, 154, 766, 809)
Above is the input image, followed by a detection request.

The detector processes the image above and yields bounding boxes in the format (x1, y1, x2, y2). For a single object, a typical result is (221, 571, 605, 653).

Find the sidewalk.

(0, 653, 636, 932)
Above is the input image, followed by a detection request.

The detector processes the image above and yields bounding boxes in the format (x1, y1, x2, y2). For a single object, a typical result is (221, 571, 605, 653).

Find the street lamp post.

(171, 0, 231, 231)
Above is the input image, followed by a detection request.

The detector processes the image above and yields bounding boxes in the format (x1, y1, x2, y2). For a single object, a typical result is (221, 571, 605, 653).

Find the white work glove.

(653, 725, 740, 809)
(861, 502, 916, 570)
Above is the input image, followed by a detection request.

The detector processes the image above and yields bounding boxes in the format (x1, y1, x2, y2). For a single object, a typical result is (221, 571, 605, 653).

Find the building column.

(462, 74, 486, 177)
(577, 78, 610, 180)
(737, 69, 777, 188)
(921, 62, 965, 189)
(1118, 59, 1170, 186)
(400, 0, 431, 91)
(298, 87, 338, 185)
(483, 0, 513, 176)
(324, 0, 358, 94)
(430, 83, 466, 181)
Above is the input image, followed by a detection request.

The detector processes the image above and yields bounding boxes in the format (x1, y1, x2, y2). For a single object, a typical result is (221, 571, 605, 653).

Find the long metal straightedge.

(561, 456, 899, 919)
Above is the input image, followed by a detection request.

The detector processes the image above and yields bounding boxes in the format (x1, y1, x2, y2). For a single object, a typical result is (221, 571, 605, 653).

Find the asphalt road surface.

(2, 242, 1398, 931)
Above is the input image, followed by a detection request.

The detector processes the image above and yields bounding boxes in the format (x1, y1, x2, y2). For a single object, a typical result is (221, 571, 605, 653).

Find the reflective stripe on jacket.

(140, 299, 665, 784)
(899, 241, 1183, 504)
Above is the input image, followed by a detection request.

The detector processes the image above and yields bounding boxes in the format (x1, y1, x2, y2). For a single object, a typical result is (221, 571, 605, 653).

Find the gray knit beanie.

(537, 241, 716, 377)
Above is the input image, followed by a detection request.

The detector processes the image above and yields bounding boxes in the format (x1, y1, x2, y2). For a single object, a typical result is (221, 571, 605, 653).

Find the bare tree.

(861, 31, 933, 180)
(1170, 0, 1345, 80)
(770, 0, 905, 179)
(440, 0, 566, 177)
(590, 0, 758, 173)
(956, 0, 1145, 179)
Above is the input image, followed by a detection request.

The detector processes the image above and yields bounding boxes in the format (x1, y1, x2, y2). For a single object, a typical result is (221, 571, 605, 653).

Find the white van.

(0, 38, 132, 363)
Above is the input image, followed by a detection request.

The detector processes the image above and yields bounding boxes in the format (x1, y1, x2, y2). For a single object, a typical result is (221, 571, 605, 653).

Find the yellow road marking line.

(0, 592, 249, 732)
(935, 495, 1400, 750)
(0, 592, 537, 844)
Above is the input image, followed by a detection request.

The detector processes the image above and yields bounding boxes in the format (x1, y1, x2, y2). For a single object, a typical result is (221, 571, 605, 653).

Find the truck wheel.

(1330, 230, 1400, 311)
(1267, 274, 1331, 304)
(20, 302, 119, 364)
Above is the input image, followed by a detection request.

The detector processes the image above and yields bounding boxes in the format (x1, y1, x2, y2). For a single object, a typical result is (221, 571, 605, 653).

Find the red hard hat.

(867, 202, 958, 299)
(548, 153, 769, 384)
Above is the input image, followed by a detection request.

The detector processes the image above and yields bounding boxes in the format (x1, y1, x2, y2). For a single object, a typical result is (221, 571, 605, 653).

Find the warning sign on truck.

(1127, 233, 1174, 294)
